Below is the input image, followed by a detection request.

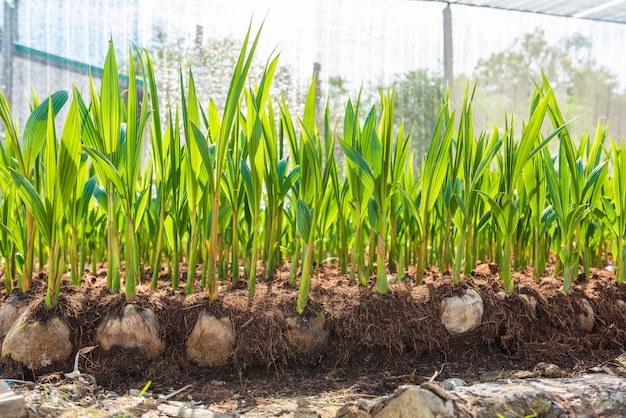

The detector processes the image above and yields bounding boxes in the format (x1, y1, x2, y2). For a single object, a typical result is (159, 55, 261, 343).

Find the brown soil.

(2, 262, 626, 407)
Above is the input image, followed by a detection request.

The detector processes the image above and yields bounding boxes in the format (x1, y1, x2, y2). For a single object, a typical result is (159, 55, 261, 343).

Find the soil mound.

(1, 263, 625, 404)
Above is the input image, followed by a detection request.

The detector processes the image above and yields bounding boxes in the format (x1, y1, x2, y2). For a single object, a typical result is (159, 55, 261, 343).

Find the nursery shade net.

(427, 0, 626, 25)
(1, 0, 626, 140)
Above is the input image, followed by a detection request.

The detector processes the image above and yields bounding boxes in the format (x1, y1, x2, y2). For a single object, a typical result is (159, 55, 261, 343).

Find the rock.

(617, 299, 626, 311)
(0, 294, 28, 339)
(336, 404, 370, 418)
(373, 386, 454, 417)
(0, 379, 26, 417)
(534, 362, 566, 378)
(285, 310, 328, 363)
(340, 374, 626, 418)
(443, 378, 467, 390)
(517, 293, 537, 318)
(577, 298, 595, 332)
(441, 289, 484, 335)
(186, 311, 236, 367)
(96, 304, 165, 358)
(157, 403, 230, 417)
(480, 365, 565, 382)
(2, 314, 72, 370)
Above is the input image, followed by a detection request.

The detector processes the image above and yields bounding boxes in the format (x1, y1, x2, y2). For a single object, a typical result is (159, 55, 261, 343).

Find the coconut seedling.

(388, 119, 410, 278)
(287, 75, 340, 313)
(575, 124, 608, 278)
(413, 94, 454, 285)
(240, 95, 264, 292)
(340, 89, 396, 294)
(479, 85, 561, 292)
(0, 128, 20, 293)
(0, 89, 69, 291)
(339, 96, 373, 286)
(191, 23, 263, 298)
(281, 97, 303, 287)
(238, 55, 278, 291)
(179, 67, 204, 294)
(143, 49, 171, 290)
(603, 139, 626, 284)
(65, 152, 97, 286)
(10, 91, 81, 307)
(165, 107, 185, 289)
(83, 43, 149, 301)
(520, 135, 551, 281)
(449, 86, 502, 283)
(221, 115, 245, 283)
(294, 76, 324, 313)
(542, 83, 607, 291)
(260, 97, 301, 280)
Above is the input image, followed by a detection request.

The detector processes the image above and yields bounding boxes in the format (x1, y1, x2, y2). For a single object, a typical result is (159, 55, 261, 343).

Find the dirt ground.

(2, 261, 626, 416)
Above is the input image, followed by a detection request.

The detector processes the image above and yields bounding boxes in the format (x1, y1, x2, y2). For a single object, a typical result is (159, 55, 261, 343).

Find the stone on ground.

(0, 379, 26, 417)
(337, 374, 626, 417)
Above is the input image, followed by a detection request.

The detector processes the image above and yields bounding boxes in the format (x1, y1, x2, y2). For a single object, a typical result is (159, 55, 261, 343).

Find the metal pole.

(3, 0, 15, 101)
(443, 2, 453, 100)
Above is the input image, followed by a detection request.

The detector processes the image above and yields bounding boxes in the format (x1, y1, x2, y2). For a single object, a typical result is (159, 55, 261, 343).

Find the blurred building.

(0, 0, 148, 123)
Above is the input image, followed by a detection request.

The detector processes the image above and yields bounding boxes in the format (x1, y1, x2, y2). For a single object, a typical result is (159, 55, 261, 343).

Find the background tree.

(149, 28, 299, 124)
(392, 69, 444, 158)
(465, 29, 626, 138)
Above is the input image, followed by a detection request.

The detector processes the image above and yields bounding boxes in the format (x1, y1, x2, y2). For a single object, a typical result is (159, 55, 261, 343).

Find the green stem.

(374, 231, 387, 294)
(338, 210, 347, 275)
(502, 235, 513, 292)
(618, 237, 626, 284)
(208, 195, 219, 300)
(452, 228, 466, 285)
(71, 225, 80, 286)
(296, 241, 315, 314)
(368, 226, 375, 277)
(416, 229, 428, 286)
(23, 211, 35, 291)
(232, 213, 239, 283)
(45, 241, 58, 308)
(185, 210, 198, 294)
(172, 225, 180, 289)
(289, 238, 300, 287)
(108, 185, 120, 292)
(125, 212, 137, 302)
(79, 227, 86, 281)
(151, 192, 167, 289)
(248, 226, 258, 293)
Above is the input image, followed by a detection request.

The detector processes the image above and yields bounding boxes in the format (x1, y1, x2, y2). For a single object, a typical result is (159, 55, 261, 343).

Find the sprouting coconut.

(441, 289, 484, 335)
(577, 298, 595, 333)
(186, 311, 236, 367)
(285, 310, 328, 364)
(0, 290, 29, 339)
(96, 304, 164, 358)
(2, 311, 72, 370)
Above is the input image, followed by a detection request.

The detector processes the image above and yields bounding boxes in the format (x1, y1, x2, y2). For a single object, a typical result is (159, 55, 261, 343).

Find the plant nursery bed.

(1, 262, 626, 416)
